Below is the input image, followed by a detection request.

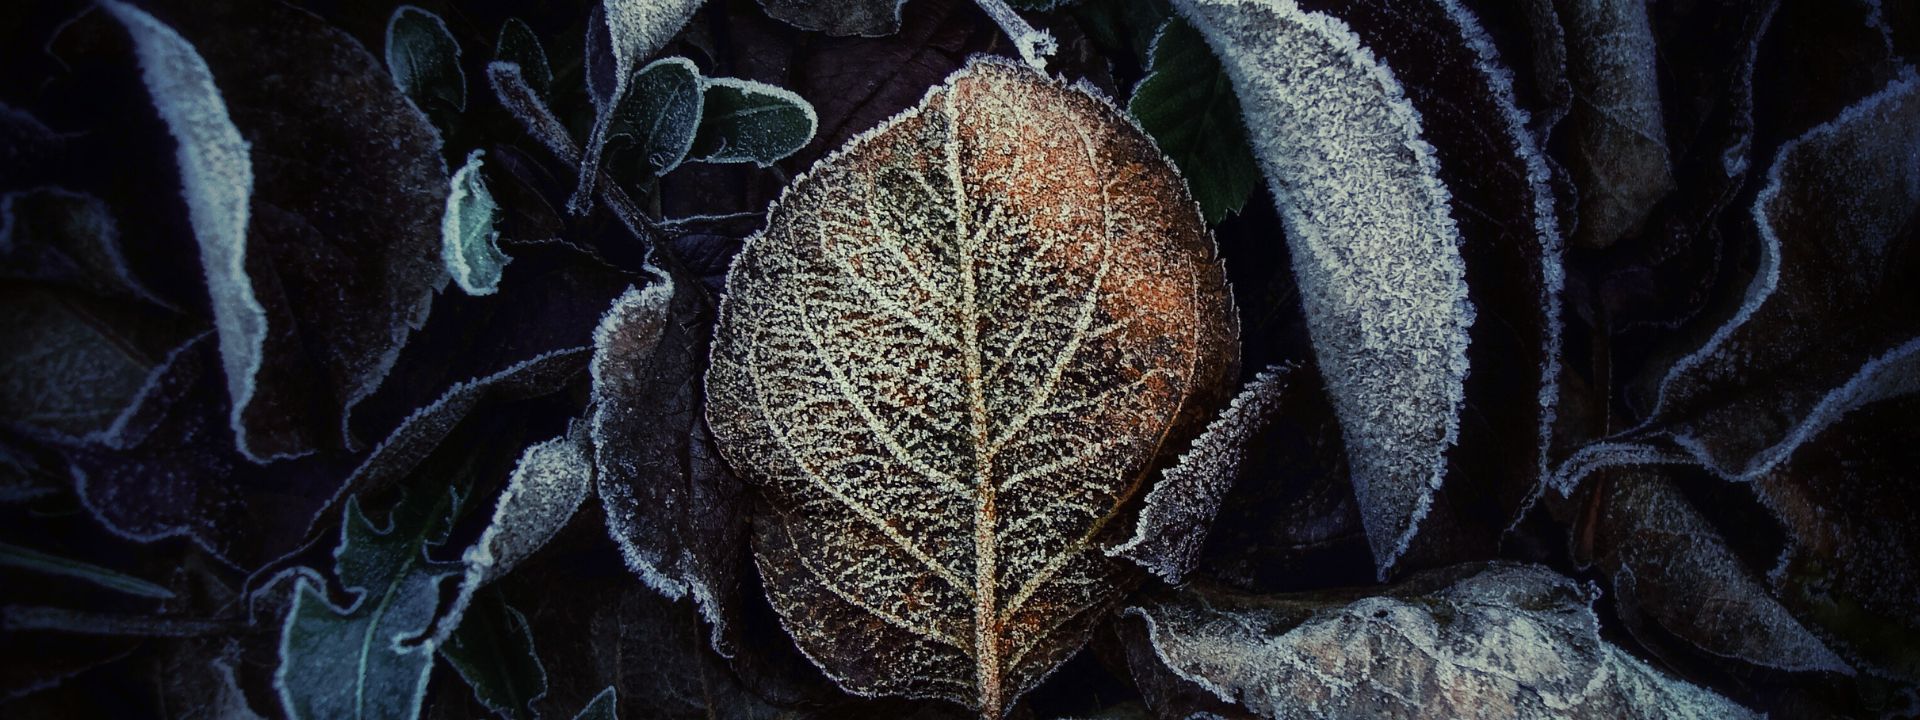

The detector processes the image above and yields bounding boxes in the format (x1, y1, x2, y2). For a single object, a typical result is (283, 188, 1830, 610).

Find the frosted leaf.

(688, 78, 819, 167)
(386, 6, 466, 115)
(496, 19, 552, 99)
(114, 0, 451, 462)
(442, 150, 510, 296)
(1590, 467, 1849, 674)
(275, 490, 463, 720)
(1110, 366, 1293, 584)
(571, 0, 703, 213)
(590, 269, 752, 655)
(1169, 0, 1474, 574)
(438, 428, 594, 646)
(757, 0, 909, 37)
(1557, 0, 1674, 250)
(705, 57, 1238, 716)
(1756, 395, 1920, 681)
(300, 347, 591, 548)
(1573, 68, 1920, 486)
(1304, 0, 1570, 547)
(98, 0, 266, 461)
(1121, 562, 1759, 719)
(606, 57, 703, 176)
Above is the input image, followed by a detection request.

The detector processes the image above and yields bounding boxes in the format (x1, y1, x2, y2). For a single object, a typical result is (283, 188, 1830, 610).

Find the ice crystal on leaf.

(705, 57, 1238, 716)
(1168, 0, 1473, 575)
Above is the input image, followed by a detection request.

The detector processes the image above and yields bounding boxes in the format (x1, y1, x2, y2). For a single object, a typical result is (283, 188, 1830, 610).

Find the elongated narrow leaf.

(387, 6, 466, 115)
(1128, 18, 1259, 223)
(1170, 0, 1473, 573)
(0, 541, 173, 600)
(1109, 366, 1292, 583)
(1121, 563, 1759, 719)
(706, 57, 1238, 715)
(275, 490, 462, 720)
(688, 78, 818, 167)
(443, 150, 509, 295)
(97, 0, 267, 460)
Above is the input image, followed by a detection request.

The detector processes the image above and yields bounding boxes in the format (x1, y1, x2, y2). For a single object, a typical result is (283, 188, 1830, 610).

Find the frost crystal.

(1169, 0, 1474, 574)
(440, 430, 594, 644)
(705, 57, 1237, 716)
(99, 1, 267, 462)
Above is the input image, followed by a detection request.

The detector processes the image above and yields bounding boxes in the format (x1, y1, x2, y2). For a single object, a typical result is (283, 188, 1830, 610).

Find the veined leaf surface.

(705, 57, 1238, 716)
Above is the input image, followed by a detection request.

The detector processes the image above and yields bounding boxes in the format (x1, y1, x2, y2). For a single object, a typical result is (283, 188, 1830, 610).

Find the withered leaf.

(1587, 466, 1847, 674)
(1121, 563, 1760, 719)
(1555, 0, 1676, 250)
(705, 57, 1238, 716)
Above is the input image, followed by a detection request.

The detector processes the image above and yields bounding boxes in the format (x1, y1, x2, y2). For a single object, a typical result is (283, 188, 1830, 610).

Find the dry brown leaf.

(705, 57, 1238, 716)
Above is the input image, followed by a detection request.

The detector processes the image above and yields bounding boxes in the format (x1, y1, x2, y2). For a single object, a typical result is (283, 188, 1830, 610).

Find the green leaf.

(441, 590, 547, 720)
(571, 687, 616, 720)
(688, 78, 817, 167)
(607, 57, 704, 177)
(442, 150, 509, 296)
(1128, 18, 1258, 223)
(386, 5, 466, 114)
(0, 541, 174, 600)
(495, 19, 551, 99)
(275, 490, 463, 720)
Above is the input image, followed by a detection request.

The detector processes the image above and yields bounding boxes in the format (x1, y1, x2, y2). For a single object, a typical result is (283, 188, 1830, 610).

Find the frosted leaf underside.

(706, 57, 1237, 715)
(1170, 0, 1473, 573)
(1125, 563, 1760, 719)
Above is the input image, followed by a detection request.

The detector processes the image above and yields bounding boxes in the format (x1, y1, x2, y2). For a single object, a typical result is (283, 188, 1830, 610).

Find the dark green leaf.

(275, 490, 463, 720)
(386, 5, 466, 114)
(442, 590, 547, 720)
(495, 19, 551, 99)
(1128, 18, 1258, 223)
(0, 541, 173, 600)
(688, 79, 817, 167)
(607, 57, 704, 177)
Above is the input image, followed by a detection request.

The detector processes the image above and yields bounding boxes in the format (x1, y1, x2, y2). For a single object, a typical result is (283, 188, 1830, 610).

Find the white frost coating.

(1126, 564, 1760, 719)
(1169, 0, 1474, 575)
(971, 0, 1059, 71)
(1109, 366, 1292, 584)
(437, 433, 593, 645)
(385, 6, 464, 111)
(1548, 441, 1689, 495)
(441, 149, 509, 295)
(1434, 0, 1568, 519)
(587, 276, 680, 597)
(100, 1, 269, 462)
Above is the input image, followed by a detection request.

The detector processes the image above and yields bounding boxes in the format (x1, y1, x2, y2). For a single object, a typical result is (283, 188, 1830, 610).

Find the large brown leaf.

(705, 57, 1238, 716)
